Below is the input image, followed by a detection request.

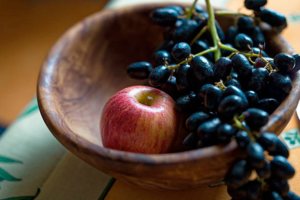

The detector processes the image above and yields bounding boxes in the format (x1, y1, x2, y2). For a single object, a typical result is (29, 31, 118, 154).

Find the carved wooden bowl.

(37, 3, 300, 190)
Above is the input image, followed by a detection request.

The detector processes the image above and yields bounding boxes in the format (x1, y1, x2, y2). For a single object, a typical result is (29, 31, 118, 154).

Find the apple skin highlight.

(100, 86, 179, 154)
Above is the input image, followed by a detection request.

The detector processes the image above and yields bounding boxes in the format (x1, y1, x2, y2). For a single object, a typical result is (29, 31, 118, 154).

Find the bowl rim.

(37, 2, 300, 166)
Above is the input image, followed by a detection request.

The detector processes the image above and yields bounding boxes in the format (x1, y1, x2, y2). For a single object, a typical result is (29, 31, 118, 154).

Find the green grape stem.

(215, 80, 226, 91)
(233, 116, 255, 142)
(215, 10, 254, 18)
(169, 47, 217, 70)
(168, 0, 273, 74)
(187, 0, 198, 20)
(205, 0, 221, 61)
(189, 26, 208, 46)
(215, 11, 240, 16)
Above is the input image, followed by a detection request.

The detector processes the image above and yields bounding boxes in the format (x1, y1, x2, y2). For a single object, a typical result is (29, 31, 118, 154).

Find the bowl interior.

(41, 6, 169, 147)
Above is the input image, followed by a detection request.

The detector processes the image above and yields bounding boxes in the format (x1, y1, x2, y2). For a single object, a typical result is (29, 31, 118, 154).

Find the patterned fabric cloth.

(1, 0, 300, 199)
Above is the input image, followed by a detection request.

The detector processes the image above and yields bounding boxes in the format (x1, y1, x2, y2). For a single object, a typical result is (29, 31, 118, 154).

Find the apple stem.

(145, 96, 153, 106)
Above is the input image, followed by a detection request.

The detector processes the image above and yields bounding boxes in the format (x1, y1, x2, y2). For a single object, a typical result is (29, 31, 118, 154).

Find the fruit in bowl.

(37, 0, 300, 194)
(100, 85, 179, 154)
(100, 0, 300, 198)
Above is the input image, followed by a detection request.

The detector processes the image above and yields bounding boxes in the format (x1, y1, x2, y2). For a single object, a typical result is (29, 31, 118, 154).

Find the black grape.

(232, 54, 253, 78)
(267, 177, 290, 196)
(258, 98, 279, 114)
(153, 50, 172, 66)
(225, 159, 252, 188)
(165, 5, 183, 15)
(197, 118, 221, 146)
(223, 85, 249, 109)
(247, 142, 265, 169)
(160, 76, 178, 99)
(173, 19, 201, 43)
(249, 26, 265, 47)
(217, 123, 236, 143)
(171, 42, 191, 61)
(194, 4, 205, 13)
(289, 54, 300, 74)
(213, 57, 232, 82)
(244, 0, 267, 10)
(229, 72, 239, 79)
(256, 160, 271, 179)
(190, 56, 214, 85)
(151, 8, 178, 26)
(257, 132, 279, 152)
(246, 67, 269, 96)
(191, 40, 214, 62)
(243, 108, 269, 131)
(271, 156, 295, 179)
(163, 20, 183, 41)
(204, 85, 223, 111)
(226, 26, 238, 45)
(274, 53, 295, 72)
(245, 91, 259, 108)
(148, 65, 171, 87)
(176, 64, 193, 92)
(182, 132, 198, 149)
(197, 84, 214, 101)
(236, 131, 251, 149)
(261, 8, 287, 29)
(154, 40, 175, 54)
(225, 79, 242, 89)
(127, 62, 152, 79)
(235, 33, 253, 51)
(185, 112, 211, 132)
(237, 16, 253, 33)
(218, 95, 244, 121)
(269, 139, 290, 158)
(174, 91, 197, 113)
(268, 72, 292, 102)
(245, 180, 262, 200)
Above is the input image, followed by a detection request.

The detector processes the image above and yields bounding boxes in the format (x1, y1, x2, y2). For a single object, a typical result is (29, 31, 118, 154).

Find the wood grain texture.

(37, 3, 300, 190)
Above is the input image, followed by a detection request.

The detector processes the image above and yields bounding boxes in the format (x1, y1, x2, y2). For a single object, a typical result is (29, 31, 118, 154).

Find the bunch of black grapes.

(126, 0, 300, 199)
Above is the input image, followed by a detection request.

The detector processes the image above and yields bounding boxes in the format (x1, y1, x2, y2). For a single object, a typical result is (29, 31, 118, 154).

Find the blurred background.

(1, 0, 300, 199)
(0, 0, 299, 128)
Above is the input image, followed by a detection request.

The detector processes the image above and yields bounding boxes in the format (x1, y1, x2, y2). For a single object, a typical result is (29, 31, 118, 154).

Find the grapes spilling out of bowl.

(121, 0, 300, 199)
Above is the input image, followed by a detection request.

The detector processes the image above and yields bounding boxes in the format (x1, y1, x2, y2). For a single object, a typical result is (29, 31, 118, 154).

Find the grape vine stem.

(190, 26, 208, 46)
(215, 11, 240, 16)
(187, 0, 198, 20)
(168, 0, 273, 73)
(233, 116, 255, 142)
(205, 0, 221, 61)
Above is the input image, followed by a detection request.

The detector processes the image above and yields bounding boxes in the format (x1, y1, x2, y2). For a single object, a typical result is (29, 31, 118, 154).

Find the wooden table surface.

(0, 0, 108, 125)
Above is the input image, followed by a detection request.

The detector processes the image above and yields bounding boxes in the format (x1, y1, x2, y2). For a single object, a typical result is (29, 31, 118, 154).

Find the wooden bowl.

(37, 3, 300, 190)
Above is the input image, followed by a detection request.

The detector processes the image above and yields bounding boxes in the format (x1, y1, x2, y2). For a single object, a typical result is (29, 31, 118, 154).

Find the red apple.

(100, 85, 179, 154)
